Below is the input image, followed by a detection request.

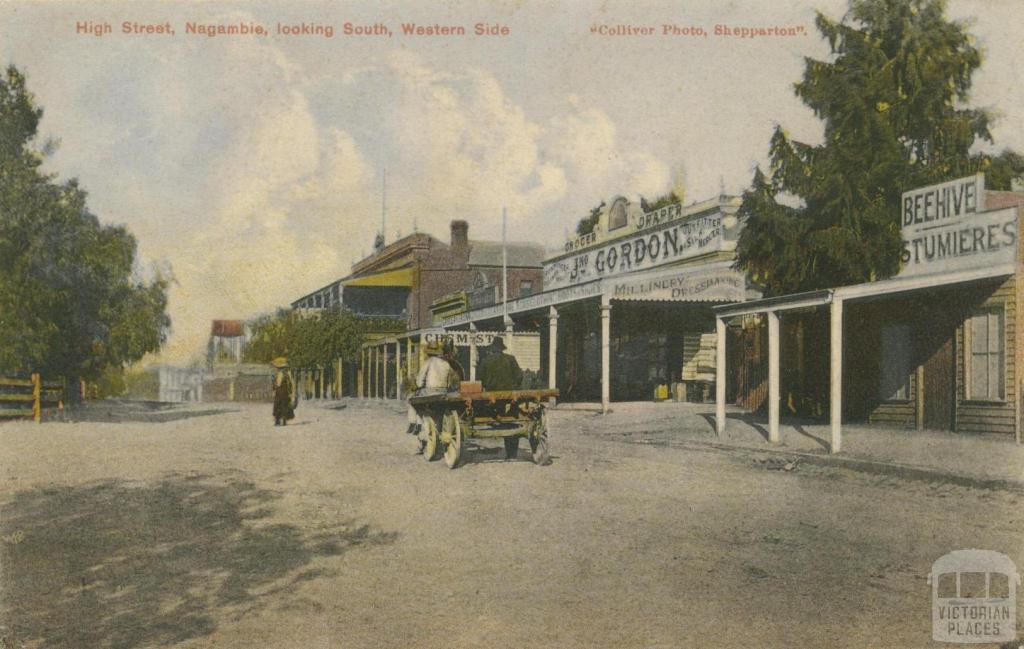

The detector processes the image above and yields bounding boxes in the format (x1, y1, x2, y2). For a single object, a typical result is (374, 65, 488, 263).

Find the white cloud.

(7, 20, 716, 364)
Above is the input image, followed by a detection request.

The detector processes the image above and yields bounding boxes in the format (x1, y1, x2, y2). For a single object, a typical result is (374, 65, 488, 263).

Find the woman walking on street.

(272, 357, 296, 426)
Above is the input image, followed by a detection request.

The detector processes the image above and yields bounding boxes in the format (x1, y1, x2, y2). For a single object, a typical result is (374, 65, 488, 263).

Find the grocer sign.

(900, 175, 1017, 277)
(544, 214, 723, 289)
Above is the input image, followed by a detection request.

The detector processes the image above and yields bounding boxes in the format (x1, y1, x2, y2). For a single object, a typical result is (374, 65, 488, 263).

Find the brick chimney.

(450, 220, 469, 253)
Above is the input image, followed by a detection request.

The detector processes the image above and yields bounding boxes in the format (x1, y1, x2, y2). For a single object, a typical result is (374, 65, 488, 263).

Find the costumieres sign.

(899, 174, 1017, 277)
(544, 213, 724, 289)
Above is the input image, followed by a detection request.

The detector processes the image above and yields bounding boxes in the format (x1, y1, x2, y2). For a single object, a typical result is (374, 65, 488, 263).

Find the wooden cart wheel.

(442, 409, 464, 469)
(503, 436, 520, 460)
(529, 409, 551, 466)
(422, 414, 443, 462)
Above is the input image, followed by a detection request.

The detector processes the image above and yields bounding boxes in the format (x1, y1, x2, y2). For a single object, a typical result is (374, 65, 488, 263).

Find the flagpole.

(502, 206, 512, 356)
(502, 207, 508, 319)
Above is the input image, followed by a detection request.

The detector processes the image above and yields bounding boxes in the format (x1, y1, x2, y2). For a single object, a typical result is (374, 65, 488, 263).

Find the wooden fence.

(0, 374, 64, 422)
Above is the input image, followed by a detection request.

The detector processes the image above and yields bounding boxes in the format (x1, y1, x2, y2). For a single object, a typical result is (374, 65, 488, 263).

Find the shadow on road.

(69, 399, 236, 424)
(0, 472, 398, 648)
(460, 441, 554, 467)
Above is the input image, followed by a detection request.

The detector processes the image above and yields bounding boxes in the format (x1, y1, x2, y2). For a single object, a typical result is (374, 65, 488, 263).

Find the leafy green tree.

(640, 191, 681, 213)
(243, 308, 372, 368)
(735, 0, 1024, 296)
(241, 309, 300, 364)
(575, 201, 605, 237)
(0, 65, 170, 387)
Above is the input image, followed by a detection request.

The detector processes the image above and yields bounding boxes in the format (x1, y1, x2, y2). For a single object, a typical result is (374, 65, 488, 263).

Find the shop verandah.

(421, 264, 756, 411)
(713, 264, 1020, 454)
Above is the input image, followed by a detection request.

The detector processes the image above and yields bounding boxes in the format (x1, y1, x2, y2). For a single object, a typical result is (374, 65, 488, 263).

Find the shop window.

(519, 280, 533, 297)
(878, 324, 911, 401)
(967, 308, 1005, 401)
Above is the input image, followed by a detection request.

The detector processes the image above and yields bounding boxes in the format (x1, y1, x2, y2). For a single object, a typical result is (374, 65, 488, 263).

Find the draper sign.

(899, 176, 1017, 277)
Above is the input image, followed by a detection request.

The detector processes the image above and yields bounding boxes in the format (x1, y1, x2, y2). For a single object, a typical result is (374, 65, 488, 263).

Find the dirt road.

(1, 399, 1021, 648)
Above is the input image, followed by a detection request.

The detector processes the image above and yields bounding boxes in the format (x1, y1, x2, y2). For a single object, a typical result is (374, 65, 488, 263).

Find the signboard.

(544, 213, 724, 289)
(902, 174, 985, 237)
(562, 200, 687, 254)
(611, 268, 755, 302)
(422, 330, 500, 347)
(899, 175, 1018, 277)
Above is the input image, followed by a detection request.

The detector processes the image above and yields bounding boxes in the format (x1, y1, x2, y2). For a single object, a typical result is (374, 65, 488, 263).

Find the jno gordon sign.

(544, 214, 723, 289)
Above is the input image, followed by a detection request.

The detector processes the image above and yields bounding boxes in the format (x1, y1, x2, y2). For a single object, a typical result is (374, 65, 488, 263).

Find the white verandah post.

(768, 310, 781, 444)
(548, 306, 559, 393)
(469, 323, 478, 382)
(600, 295, 612, 414)
(830, 298, 844, 454)
(396, 339, 402, 400)
(715, 316, 727, 435)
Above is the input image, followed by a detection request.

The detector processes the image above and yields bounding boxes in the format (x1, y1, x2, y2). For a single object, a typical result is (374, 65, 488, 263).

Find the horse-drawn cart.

(409, 388, 557, 469)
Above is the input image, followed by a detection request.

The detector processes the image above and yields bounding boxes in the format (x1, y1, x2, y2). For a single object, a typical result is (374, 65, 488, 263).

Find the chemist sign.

(422, 330, 500, 347)
(899, 175, 1017, 277)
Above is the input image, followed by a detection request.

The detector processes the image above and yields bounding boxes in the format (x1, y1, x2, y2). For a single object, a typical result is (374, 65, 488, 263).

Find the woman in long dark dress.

(272, 358, 296, 425)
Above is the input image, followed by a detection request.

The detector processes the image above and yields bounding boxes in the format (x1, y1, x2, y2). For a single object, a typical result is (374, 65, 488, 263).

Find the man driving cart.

(406, 339, 459, 453)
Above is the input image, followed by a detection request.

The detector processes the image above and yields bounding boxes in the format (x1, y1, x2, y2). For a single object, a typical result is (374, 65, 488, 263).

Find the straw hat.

(271, 357, 289, 368)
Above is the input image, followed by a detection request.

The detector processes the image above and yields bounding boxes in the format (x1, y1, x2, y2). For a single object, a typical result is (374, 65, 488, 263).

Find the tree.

(0, 65, 170, 385)
(640, 191, 681, 213)
(243, 308, 370, 369)
(575, 201, 605, 237)
(241, 309, 300, 365)
(735, 0, 1024, 296)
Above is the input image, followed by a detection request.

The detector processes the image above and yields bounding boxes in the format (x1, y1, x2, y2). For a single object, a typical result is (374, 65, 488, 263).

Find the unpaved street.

(1, 400, 1022, 648)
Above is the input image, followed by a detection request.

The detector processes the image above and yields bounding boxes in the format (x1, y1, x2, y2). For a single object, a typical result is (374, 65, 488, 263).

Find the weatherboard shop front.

(714, 174, 1024, 452)
(441, 193, 759, 411)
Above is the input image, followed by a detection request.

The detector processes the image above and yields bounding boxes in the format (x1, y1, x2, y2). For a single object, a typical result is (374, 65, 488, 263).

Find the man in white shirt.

(407, 340, 458, 452)
(415, 339, 459, 394)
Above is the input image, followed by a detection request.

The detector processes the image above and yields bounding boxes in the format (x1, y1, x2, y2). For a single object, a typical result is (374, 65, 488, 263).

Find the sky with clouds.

(1, 0, 1022, 363)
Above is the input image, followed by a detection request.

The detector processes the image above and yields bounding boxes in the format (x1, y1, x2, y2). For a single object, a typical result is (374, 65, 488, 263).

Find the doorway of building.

(920, 325, 956, 431)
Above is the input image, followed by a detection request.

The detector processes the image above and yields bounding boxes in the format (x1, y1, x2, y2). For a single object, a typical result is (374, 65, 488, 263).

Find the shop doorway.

(921, 327, 956, 431)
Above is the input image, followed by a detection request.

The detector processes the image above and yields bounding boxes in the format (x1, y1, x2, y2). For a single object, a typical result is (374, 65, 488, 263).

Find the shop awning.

(713, 262, 1016, 318)
(342, 267, 414, 288)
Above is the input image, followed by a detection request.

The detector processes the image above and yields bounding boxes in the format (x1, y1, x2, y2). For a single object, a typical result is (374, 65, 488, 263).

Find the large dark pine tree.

(735, 0, 1024, 296)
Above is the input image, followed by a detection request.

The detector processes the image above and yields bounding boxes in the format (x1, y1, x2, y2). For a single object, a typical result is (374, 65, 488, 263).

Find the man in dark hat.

(478, 336, 523, 391)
